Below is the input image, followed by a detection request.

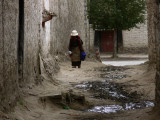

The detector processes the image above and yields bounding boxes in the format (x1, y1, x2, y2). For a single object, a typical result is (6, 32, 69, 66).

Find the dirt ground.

(2, 59, 158, 120)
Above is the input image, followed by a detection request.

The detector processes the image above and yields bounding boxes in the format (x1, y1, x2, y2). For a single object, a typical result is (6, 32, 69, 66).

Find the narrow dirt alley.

(10, 59, 156, 120)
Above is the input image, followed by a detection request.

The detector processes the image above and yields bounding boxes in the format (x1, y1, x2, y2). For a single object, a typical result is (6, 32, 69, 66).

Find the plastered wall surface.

(41, 0, 51, 57)
(0, 1, 3, 88)
(147, 0, 157, 63)
(0, 0, 19, 111)
(122, 22, 148, 53)
(23, 0, 42, 83)
(49, 0, 88, 55)
(154, 0, 160, 109)
(0, 0, 89, 111)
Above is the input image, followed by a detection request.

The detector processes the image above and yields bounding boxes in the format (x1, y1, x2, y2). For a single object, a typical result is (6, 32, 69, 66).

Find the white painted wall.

(42, 0, 51, 57)
(123, 23, 148, 48)
(122, 15, 148, 53)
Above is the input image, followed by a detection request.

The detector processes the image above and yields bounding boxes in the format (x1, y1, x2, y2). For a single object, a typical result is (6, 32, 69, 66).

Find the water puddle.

(88, 105, 123, 113)
(74, 66, 154, 113)
(100, 67, 128, 80)
(100, 74, 127, 80)
(75, 81, 136, 102)
(102, 61, 147, 66)
(101, 66, 129, 72)
(75, 81, 154, 113)
(88, 101, 154, 113)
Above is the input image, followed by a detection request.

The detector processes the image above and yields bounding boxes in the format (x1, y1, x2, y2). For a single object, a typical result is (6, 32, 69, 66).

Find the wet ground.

(101, 54, 148, 66)
(74, 66, 154, 114)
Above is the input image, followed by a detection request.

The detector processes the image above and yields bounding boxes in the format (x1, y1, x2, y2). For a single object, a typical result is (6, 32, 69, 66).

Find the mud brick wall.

(49, 0, 89, 55)
(0, 0, 19, 111)
(40, 0, 51, 57)
(23, 0, 42, 83)
(122, 20, 148, 53)
(0, 0, 3, 90)
(155, 1, 160, 110)
(147, 0, 157, 63)
(156, 27, 160, 108)
(155, 72, 160, 109)
(0, 0, 90, 112)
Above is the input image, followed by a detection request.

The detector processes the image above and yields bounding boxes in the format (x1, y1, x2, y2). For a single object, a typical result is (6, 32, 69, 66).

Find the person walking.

(68, 30, 84, 68)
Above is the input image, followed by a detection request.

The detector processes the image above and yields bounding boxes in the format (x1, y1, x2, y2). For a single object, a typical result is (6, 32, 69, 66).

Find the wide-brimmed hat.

(71, 30, 78, 36)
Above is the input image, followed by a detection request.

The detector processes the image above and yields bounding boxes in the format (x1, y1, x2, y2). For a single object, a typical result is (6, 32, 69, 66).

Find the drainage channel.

(75, 66, 154, 114)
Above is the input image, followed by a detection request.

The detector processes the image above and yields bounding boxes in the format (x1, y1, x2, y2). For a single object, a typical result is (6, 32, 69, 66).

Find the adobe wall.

(0, 0, 44, 112)
(0, 0, 3, 89)
(148, 0, 160, 114)
(41, 0, 51, 57)
(23, 0, 42, 83)
(147, 0, 157, 63)
(155, 0, 160, 110)
(0, 0, 90, 112)
(49, 0, 89, 55)
(0, 0, 19, 111)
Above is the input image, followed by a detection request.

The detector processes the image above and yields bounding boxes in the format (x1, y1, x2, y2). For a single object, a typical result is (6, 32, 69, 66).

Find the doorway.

(101, 31, 114, 52)
(94, 30, 123, 53)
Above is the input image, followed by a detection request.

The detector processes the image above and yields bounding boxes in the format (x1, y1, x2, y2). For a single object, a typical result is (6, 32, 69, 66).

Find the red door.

(101, 31, 114, 52)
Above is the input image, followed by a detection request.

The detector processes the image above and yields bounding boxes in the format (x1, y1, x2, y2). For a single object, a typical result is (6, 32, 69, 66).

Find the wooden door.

(101, 31, 114, 52)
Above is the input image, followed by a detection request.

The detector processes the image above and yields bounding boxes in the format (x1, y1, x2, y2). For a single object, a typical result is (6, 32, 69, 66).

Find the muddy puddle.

(87, 101, 154, 113)
(100, 66, 128, 80)
(101, 66, 129, 72)
(75, 81, 137, 102)
(74, 67, 154, 113)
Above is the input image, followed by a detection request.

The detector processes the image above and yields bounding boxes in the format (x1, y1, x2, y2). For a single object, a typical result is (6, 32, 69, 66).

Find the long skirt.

(72, 61, 81, 67)
(71, 46, 81, 67)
